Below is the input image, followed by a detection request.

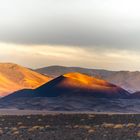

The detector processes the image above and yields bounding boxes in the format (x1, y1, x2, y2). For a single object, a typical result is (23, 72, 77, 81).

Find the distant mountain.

(0, 63, 51, 96)
(36, 66, 140, 92)
(3, 72, 130, 99)
(36, 66, 115, 78)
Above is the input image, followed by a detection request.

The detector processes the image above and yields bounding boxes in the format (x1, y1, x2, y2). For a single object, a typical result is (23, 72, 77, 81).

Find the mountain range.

(0, 63, 140, 112)
(36, 65, 140, 92)
(4, 72, 129, 99)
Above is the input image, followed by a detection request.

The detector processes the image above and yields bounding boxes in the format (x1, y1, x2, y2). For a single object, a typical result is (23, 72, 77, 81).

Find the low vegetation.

(0, 114, 139, 140)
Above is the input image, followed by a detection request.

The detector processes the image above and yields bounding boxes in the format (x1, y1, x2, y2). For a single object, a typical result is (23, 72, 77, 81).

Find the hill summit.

(35, 72, 129, 98)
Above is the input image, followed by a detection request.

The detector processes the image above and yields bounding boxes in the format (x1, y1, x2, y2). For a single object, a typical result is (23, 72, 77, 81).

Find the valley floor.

(0, 113, 139, 140)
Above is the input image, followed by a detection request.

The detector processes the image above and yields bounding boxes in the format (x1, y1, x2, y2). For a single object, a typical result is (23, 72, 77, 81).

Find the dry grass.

(11, 127, 18, 132)
(4, 127, 8, 130)
(45, 125, 51, 128)
(137, 131, 140, 137)
(137, 124, 140, 127)
(88, 115, 95, 118)
(65, 125, 72, 128)
(12, 131, 20, 135)
(17, 122, 23, 126)
(38, 118, 42, 122)
(126, 123, 136, 128)
(18, 126, 27, 129)
(83, 125, 91, 130)
(102, 123, 114, 128)
(1, 119, 5, 121)
(0, 129, 4, 135)
(27, 116, 31, 119)
(28, 125, 45, 132)
(73, 125, 79, 129)
(107, 114, 114, 116)
(74, 125, 91, 129)
(80, 119, 85, 121)
(113, 124, 124, 129)
(0, 114, 139, 140)
(88, 129, 95, 134)
(28, 128, 34, 132)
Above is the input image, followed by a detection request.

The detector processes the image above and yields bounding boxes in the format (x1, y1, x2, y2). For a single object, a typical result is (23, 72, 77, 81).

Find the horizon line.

(0, 61, 140, 73)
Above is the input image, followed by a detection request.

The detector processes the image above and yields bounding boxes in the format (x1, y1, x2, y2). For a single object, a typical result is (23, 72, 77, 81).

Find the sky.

(0, 0, 140, 70)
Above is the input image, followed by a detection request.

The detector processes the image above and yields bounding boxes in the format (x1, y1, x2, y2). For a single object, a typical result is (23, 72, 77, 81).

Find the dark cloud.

(0, 0, 140, 50)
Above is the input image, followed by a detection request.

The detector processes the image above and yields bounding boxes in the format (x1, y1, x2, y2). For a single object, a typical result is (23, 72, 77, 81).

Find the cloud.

(0, 0, 140, 50)
(0, 42, 140, 70)
(0, 0, 140, 70)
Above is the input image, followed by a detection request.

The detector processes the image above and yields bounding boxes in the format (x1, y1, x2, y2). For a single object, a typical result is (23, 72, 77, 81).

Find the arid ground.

(0, 113, 139, 140)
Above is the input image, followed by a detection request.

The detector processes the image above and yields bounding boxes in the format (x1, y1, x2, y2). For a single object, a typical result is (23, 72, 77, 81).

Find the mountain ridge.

(36, 65, 140, 92)
(2, 72, 130, 99)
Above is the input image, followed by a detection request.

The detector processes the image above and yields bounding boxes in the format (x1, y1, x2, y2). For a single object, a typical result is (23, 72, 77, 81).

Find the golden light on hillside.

(0, 63, 51, 96)
(64, 72, 113, 87)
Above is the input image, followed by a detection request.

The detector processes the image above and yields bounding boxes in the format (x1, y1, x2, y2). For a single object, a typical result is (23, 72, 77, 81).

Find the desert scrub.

(137, 124, 140, 127)
(88, 115, 95, 118)
(18, 126, 27, 129)
(11, 127, 18, 132)
(88, 129, 95, 134)
(12, 131, 20, 135)
(38, 118, 42, 122)
(0, 129, 4, 135)
(1, 119, 5, 122)
(65, 125, 72, 128)
(73, 125, 79, 129)
(107, 114, 114, 116)
(28, 125, 45, 132)
(17, 122, 23, 126)
(45, 125, 51, 128)
(27, 116, 31, 119)
(102, 123, 114, 128)
(126, 123, 136, 128)
(137, 131, 140, 137)
(113, 124, 124, 129)
(73, 125, 91, 130)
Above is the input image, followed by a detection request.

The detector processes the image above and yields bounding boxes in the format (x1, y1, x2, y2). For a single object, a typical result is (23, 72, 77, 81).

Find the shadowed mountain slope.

(1, 72, 130, 105)
(34, 72, 130, 98)
(0, 72, 132, 112)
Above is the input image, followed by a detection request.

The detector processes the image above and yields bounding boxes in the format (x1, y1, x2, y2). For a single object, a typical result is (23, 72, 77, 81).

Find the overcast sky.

(0, 0, 140, 70)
